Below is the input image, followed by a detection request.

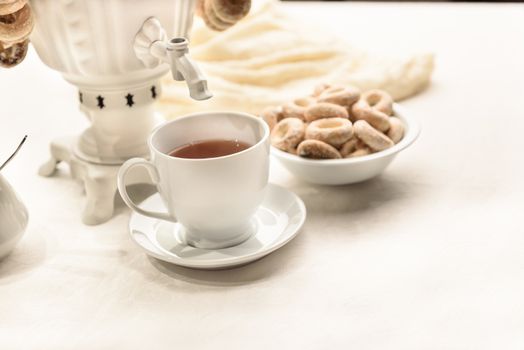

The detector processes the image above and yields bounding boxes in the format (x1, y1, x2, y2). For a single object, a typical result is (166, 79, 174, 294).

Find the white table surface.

(1, 2, 524, 349)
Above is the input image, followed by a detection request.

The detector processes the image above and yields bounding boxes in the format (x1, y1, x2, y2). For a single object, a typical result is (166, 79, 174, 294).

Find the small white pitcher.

(0, 138, 29, 260)
(0, 174, 28, 259)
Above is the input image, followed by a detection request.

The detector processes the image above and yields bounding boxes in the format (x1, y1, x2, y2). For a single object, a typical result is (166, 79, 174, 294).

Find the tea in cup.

(118, 111, 270, 249)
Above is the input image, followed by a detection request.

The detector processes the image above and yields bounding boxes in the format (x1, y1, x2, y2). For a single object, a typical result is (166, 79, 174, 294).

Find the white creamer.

(0, 174, 28, 259)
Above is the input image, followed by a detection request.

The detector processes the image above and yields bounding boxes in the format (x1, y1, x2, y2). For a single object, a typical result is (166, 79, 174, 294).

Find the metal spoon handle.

(0, 135, 27, 172)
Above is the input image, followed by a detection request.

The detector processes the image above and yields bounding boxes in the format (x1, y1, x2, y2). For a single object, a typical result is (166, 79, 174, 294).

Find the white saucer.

(129, 184, 306, 270)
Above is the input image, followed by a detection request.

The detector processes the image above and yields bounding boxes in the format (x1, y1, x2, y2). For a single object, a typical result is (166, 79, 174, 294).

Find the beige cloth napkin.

(158, 0, 434, 119)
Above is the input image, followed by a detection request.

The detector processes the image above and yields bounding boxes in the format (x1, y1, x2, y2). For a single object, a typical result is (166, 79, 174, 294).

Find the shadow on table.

(0, 231, 47, 284)
(112, 183, 157, 217)
(135, 174, 423, 286)
(291, 174, 420, 218)
(147, 228, 306, 287)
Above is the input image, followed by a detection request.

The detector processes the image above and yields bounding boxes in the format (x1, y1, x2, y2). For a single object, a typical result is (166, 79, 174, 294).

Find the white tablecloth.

(1, 2, 523, 349)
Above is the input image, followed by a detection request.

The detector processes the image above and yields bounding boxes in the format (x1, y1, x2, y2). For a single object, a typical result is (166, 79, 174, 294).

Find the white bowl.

(271, 104, 420, 185)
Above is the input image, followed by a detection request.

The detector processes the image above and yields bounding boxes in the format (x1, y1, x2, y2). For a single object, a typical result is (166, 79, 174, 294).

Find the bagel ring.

(353, 120, 394, 152)
(201, 0, 234, 31)
(0, 3, 33, 44)
(297, 140, 342, 159)
(386, 117, 405, 144)
(305, 117, 353, 148)
(270, 118, 305, 153)
(0, 0, 25, 16)
(312, 83, 332, 97)
(362, 89, 393, 115)
(347, 147, 372, 158)
(304, 102, 349, 123)
(318, 85, 360, 110)
(260, 106, 283, 131)
(211, 0, 251, 23)
(340, 138, 372, 158)
(351, 89, 393, 132)
(339, 138, 358, 157)
(281, 97, 315, 121)
(294, 96, 316, 108)
(0, 37, 27, 67)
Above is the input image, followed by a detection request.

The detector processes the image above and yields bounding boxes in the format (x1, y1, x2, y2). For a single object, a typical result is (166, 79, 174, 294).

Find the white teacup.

(118, 112, 270, 249)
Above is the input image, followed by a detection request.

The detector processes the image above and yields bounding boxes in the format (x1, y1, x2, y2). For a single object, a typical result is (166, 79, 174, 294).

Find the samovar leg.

(81, 165, 119, 225)
(38, 136, 121, 225)
(38, 137, 75, 177)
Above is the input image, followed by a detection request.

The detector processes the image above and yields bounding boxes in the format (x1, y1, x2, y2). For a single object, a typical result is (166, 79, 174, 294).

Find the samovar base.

(38, 136, 147, 225)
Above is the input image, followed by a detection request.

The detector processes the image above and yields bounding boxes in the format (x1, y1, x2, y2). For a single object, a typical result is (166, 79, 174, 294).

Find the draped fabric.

(159, 0, 434, 119)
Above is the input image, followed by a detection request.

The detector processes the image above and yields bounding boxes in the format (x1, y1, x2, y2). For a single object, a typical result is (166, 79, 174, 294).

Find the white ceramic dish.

(271, 104, 420, 185)
(129, 184, 306, 270)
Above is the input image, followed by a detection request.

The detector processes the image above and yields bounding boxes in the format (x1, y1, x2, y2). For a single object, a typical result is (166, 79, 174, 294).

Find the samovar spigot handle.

(134, 17, 212, 101)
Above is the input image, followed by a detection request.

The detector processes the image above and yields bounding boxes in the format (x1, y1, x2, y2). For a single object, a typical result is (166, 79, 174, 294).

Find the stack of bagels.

(0, 0, 33, 68)
(264, 84, 405, 159)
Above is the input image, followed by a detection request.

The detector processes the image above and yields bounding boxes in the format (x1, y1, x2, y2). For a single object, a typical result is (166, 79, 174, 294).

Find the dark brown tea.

(169, 139, 252, 159)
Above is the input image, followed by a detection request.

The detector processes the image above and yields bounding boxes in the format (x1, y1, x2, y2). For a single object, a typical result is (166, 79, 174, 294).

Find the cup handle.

(117, 158, 176, 223)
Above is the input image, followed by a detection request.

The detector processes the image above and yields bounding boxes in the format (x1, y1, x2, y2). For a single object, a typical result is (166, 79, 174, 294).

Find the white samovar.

(29, 0, 211, 224)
